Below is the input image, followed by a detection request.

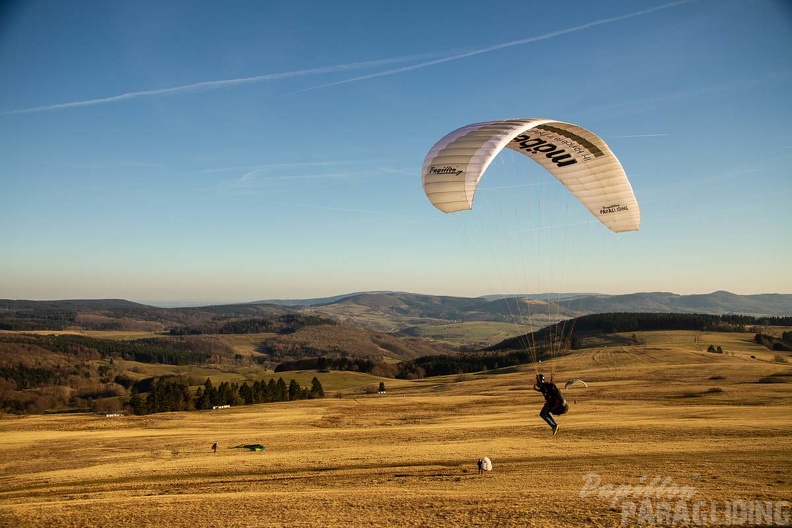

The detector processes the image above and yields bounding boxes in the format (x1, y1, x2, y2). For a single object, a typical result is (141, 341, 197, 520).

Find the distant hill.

(294, 291, 792, 332)
(253, 291, 396, 307)
(328, 292, 484, 318)
(2, 299, 790, 414)
(259, 322, 455, 364)
(562, 291, 792, 316)
(2, 291, 790, 335)
(0, 299, 291, 332)
(0, 299, 147, 311)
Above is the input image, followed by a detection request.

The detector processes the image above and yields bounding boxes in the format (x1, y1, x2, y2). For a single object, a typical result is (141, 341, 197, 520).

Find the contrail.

(5, 0, 693, 114)
(289, 0, 694, 94)
(230, 168, 401, 185)
(250, 201, 391, 216)
(1, 52, 453, 115)
(196, 160, 367, 175)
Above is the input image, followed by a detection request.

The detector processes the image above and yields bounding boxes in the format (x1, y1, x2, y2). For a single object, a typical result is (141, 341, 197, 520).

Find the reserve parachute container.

(421, 118, 640, 232)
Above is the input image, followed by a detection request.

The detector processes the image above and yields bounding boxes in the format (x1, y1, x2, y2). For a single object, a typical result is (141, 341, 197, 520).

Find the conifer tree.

(239, 382, 254, 404)
(266, 379, 277, 402)
(194, 386, 210, 410)
(288, 379, 302, 401)
(128, 387, 144, 415)
(275, 378, 288, 402)
(310, 377, 325, 398)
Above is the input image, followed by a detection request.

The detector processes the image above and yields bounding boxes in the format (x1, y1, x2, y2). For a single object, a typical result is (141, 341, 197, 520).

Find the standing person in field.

(212, 442, 217, 453)
(533, 373, 568, 436)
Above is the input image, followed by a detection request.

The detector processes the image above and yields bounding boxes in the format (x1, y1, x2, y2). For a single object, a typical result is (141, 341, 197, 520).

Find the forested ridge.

(0, 332, 324, 415)
(0, 333, 218, 364)
(394, 313, 792, 379)
(169, 314, 336, 335)
(2, 312, 790, 414)
(489, 313, 792, 351)
(4, 291, 792, 334)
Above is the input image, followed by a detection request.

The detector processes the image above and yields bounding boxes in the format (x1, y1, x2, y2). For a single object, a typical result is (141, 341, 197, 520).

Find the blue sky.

(1, 0, 790, 304)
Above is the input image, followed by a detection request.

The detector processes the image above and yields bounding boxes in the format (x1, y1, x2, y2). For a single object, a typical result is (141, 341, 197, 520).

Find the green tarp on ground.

(231, 444, 265, 451)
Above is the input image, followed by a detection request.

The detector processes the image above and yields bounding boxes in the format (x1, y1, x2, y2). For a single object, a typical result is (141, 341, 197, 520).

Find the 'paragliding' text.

(580, 473, 790, 526)
(600, 204, 629, 215)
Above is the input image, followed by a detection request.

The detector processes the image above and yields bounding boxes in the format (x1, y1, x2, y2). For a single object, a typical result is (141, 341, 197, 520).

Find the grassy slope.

(1, 330, 791, 527)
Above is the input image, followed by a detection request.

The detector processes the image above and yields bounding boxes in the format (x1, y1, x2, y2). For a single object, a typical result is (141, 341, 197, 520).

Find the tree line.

(127, 376, 325, 415)
(755, 332, 792, 352)
(274, 350, 546, 380)
(397, 313, 792, 379)
(490, 313, 792, 352)
(395, 350, 539, 379)
(274, 356, 379, 374)
(0, 309, 76, 331)
(0, 333, 216, 365)
(0, 364, 58, 390)
(168, 315, 336, 335)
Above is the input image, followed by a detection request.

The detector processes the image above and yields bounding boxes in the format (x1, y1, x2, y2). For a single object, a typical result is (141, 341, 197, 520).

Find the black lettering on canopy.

(536, 125, 605, 158)
(513, 135, 577, 168)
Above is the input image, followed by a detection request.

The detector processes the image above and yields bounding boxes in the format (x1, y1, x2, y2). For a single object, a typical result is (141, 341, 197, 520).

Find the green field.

(409, 321, 529, 346)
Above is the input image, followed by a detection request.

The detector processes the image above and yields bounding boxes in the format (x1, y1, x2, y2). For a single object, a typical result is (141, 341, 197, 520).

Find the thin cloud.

(5, 1, 694, 114)
(224, 170, 352, 190)
(196, 160, 367, 175)
(38, 159, 162, 170)
(256, 201, 391, 216)
(223, 167, 405, 193)
(235, 170, 259, 184)
(2, 52, 453, 115)
(289, 0, 694, 94)
(259, 171, 360, 181)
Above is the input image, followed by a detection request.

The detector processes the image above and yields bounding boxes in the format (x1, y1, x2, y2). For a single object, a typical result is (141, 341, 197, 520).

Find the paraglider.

(421, 118, 640, 232)
(533, 373, 568, 435)
(422, 119, 642, 435)
(565, 379, 588, 389)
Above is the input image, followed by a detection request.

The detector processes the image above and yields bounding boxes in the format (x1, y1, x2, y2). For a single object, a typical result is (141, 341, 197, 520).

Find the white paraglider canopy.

(422, 118, 640, 233)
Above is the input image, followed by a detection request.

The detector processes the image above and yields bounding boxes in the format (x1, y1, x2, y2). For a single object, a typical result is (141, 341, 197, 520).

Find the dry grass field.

(1, 331, 791, 527)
